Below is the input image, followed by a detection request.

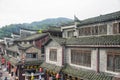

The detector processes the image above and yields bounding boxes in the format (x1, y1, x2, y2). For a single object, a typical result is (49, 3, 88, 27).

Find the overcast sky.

(0, 0, 120, 27)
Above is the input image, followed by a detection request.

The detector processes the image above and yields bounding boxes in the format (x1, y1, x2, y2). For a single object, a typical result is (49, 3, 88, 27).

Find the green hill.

(0, 17, 73, 39)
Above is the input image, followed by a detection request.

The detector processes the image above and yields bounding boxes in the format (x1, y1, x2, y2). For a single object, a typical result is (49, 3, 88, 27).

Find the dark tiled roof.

(44, 36, 66, 46)
(12, 32, 20, 35)
(4, 36, 13, 38)
(66, 35, 120, 46)
(25, 46, 40, 53)
(6, 45, 18, 52)
(45, 35, 120, 47)
(16, 33, 48, 41)
(43, 27, 61, 32)
(3, 55, 18, 66)
(18, 44, 33, 49)
(51, 37, 66, 45)
(77, 11, 120, 26)
(63, 64, 113, 80)
(40, 62, 62, 72)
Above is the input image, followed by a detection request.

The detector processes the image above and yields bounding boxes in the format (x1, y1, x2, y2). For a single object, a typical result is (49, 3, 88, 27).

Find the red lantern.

(1, 58, 5, 64)
(39, 68, 43, 73)
(56, 73, 60, 79)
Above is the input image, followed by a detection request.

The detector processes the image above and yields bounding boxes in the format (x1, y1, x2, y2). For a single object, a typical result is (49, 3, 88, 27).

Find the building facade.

(43, 11, 120, 80)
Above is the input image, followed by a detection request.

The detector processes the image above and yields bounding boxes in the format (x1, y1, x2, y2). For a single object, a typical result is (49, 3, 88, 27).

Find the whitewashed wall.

(45, 40, 63, 66)
(65, 48, 98, 71)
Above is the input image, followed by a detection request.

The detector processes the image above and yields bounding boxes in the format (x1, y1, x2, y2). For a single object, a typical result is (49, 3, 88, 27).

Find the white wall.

(65, 48, 98, 71)
(99, 49, 107, 72)
(91, 49, 97, 71)
(45, 40, 63, 66)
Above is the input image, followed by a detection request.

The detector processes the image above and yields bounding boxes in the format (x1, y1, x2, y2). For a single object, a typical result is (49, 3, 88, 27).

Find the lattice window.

(107, 51, 120, 72)
(113, 23, 120, 34)
(67, 30, 74, 37)
(49, 49, 57, 61)
(71, 49, 91, 67)
(98, 24, 107, 34)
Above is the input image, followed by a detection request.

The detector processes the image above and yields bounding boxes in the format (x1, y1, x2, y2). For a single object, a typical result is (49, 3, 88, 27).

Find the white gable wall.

(45, 40, 63, 66)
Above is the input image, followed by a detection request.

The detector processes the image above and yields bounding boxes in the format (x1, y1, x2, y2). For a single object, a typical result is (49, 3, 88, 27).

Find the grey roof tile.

(77, 11, 120, 26)
(66, 35, 120, 46)
(16, 33, 48, 41)
(63, 64, 113, 80)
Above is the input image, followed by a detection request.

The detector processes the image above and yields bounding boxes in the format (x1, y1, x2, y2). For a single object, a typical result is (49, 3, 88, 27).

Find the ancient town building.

(43, 11, 120, 80)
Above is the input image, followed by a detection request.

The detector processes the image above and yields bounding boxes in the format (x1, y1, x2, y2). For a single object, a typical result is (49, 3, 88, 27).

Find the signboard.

(25, 65, 40, 70)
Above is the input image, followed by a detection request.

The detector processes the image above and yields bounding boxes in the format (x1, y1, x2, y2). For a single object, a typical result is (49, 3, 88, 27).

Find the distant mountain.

(30, 17, 73, 29)
(0, 17, 73, 39)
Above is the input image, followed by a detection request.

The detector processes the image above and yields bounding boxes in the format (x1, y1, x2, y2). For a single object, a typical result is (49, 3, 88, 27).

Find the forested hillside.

(0, 17, 73, 39)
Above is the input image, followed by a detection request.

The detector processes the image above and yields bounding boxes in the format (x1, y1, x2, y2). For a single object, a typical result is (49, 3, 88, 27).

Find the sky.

(0, 0, 120, 27)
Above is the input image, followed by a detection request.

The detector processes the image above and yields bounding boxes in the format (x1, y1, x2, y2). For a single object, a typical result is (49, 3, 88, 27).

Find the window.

(49, 49, 57, 61)
(98, 24, 107, 34)
(91, 26, 98, 35)
(84, 27, 91, 35)
(79, 28, 84, 36)
(71, 49, 91, 67)
(113, 23, 120, 34)
(107, 51, 120, 72)
(26, 53, 37, 58)
(79, 27, 91, 36)
(67, 30, 74, 37)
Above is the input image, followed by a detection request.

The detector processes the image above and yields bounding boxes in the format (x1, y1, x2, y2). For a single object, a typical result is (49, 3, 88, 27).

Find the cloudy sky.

(0, 0, 120, 27)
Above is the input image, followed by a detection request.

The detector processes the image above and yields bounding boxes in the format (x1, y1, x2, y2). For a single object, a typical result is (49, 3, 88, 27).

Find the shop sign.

(25, 65, 40, 70)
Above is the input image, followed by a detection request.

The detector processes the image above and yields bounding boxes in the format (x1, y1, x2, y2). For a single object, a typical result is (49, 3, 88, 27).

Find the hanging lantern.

(56, 73, 60, 79)
(39, 68, 43, 73)
(1, 58, 5, 64)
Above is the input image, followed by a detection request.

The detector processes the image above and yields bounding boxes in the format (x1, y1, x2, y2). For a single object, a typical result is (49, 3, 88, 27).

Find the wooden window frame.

(71, 49, 91, 67)
(49, 49, 57, 61)
(98, 24, 107, 35)
(67, 30, 74, 37)
(107, 51, 120, 72)
(113, 22, 120, 34)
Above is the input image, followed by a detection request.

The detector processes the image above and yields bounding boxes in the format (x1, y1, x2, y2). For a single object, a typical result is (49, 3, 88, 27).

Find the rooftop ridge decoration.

(74, 15, 81, 22)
